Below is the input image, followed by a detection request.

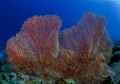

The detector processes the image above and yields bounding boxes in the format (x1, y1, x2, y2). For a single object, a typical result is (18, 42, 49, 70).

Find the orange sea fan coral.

(52, 13, 113, 83)
(6, 13, 112, 83)
(6, 15, 62, 78)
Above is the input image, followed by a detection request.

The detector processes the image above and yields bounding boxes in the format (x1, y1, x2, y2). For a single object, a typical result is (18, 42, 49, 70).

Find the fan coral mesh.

(6, 13, 112, 83)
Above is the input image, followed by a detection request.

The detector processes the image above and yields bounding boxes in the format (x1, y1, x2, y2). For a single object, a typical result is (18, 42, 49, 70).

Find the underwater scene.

(0, 0, 120, 84)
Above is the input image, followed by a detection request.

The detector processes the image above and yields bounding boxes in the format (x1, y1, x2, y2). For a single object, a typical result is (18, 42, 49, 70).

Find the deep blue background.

(0, 0, 120, 47)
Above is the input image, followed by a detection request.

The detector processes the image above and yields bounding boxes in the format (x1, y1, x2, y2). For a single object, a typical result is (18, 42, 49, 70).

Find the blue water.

(0, 0, 120, 46)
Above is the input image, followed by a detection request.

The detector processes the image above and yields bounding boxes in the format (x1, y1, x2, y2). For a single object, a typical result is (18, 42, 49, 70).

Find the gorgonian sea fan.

(6, 15, 62, 78)
(6, 13, 112, 83)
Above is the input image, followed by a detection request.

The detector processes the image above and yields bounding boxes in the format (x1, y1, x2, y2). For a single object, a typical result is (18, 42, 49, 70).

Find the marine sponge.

(6, 13, 112, 83)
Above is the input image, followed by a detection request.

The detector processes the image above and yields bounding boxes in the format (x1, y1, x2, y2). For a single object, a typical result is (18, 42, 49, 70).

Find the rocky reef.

(5, 13, 113, 83)
(109, 41, 120, 84)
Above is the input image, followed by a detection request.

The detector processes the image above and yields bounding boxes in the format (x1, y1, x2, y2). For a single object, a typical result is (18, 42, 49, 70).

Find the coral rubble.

(6, 13, 113, 83)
